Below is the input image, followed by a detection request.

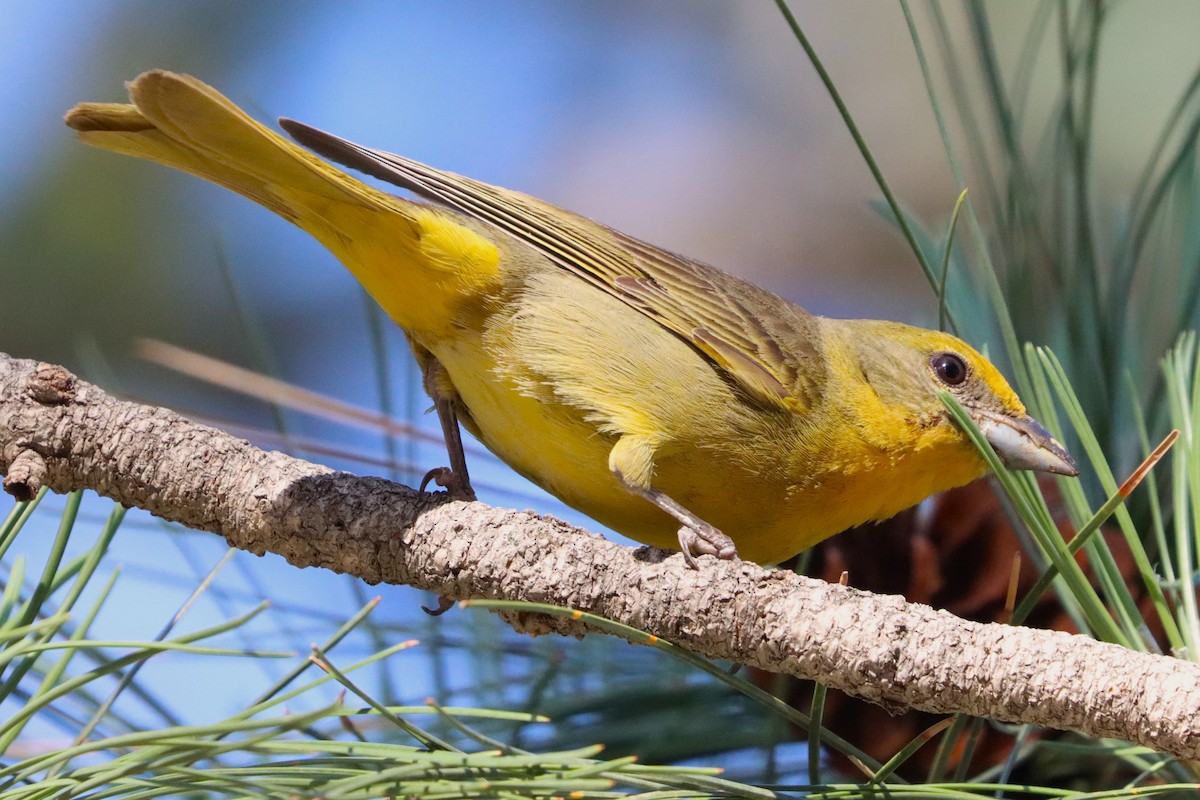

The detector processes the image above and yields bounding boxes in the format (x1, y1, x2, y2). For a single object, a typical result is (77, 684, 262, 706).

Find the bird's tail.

(65, 70, 501, 337)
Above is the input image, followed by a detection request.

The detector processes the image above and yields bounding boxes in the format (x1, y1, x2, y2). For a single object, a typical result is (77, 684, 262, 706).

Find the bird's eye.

(931, 353, 968, 387)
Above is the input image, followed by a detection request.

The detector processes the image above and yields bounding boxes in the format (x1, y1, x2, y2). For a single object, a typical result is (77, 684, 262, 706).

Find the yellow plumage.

(66, 71, 1076, 566)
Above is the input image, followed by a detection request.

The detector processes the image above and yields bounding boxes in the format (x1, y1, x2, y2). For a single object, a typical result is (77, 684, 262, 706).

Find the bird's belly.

(424, 334, 851, 564)
(430, 335, 684, 549)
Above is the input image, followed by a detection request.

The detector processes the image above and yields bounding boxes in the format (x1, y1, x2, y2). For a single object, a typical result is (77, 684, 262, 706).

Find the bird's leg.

(609, 434, 738, 568)
(419, 395, 475, 500)
(416, 349, 476, 501)
(634, 486, 738, 568)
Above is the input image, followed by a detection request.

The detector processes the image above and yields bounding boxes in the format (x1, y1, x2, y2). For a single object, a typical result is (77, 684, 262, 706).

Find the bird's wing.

(281, 120, 825, 411)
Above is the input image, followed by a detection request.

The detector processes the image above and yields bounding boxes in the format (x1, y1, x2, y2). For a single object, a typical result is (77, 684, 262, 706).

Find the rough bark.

(2, 351, 1199, 759)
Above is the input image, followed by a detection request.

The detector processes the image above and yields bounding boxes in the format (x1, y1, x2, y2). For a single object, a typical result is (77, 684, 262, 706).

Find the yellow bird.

(65, 71, 1077, 567)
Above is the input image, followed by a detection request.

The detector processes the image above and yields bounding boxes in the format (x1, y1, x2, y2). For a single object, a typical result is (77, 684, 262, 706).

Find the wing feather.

(281, 119, 826, 410)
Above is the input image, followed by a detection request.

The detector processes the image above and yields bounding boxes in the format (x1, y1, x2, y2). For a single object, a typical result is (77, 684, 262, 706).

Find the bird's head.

(840, 320, 1078, 477)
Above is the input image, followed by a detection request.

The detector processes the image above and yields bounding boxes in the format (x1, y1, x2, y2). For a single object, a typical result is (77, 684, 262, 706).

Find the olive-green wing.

(280, 119, 825, 411)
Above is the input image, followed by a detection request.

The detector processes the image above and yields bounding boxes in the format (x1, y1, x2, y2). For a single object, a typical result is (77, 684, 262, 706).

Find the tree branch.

(1, 351, 1198, 758)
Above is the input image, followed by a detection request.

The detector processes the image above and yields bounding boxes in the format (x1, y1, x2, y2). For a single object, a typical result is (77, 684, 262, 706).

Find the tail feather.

(64, 70, 504, 337)
(66, 70, 396, 223)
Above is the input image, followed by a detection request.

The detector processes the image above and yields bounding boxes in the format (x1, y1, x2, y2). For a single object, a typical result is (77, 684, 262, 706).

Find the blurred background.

(5, 0, 1200, 785)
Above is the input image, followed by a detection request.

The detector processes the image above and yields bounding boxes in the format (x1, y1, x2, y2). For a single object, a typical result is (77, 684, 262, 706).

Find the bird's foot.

(419, 466, 477, 501)
(677, 523, 738, 569)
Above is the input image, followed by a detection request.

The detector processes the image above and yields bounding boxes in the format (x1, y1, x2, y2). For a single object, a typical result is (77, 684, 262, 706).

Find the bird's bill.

(973, 411, 1080, 476)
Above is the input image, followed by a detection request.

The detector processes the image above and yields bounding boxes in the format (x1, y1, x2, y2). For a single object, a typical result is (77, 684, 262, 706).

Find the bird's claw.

(421, 595, 456, 616)
(419, 466, 476, 500)
(677, 523, 738, 569)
